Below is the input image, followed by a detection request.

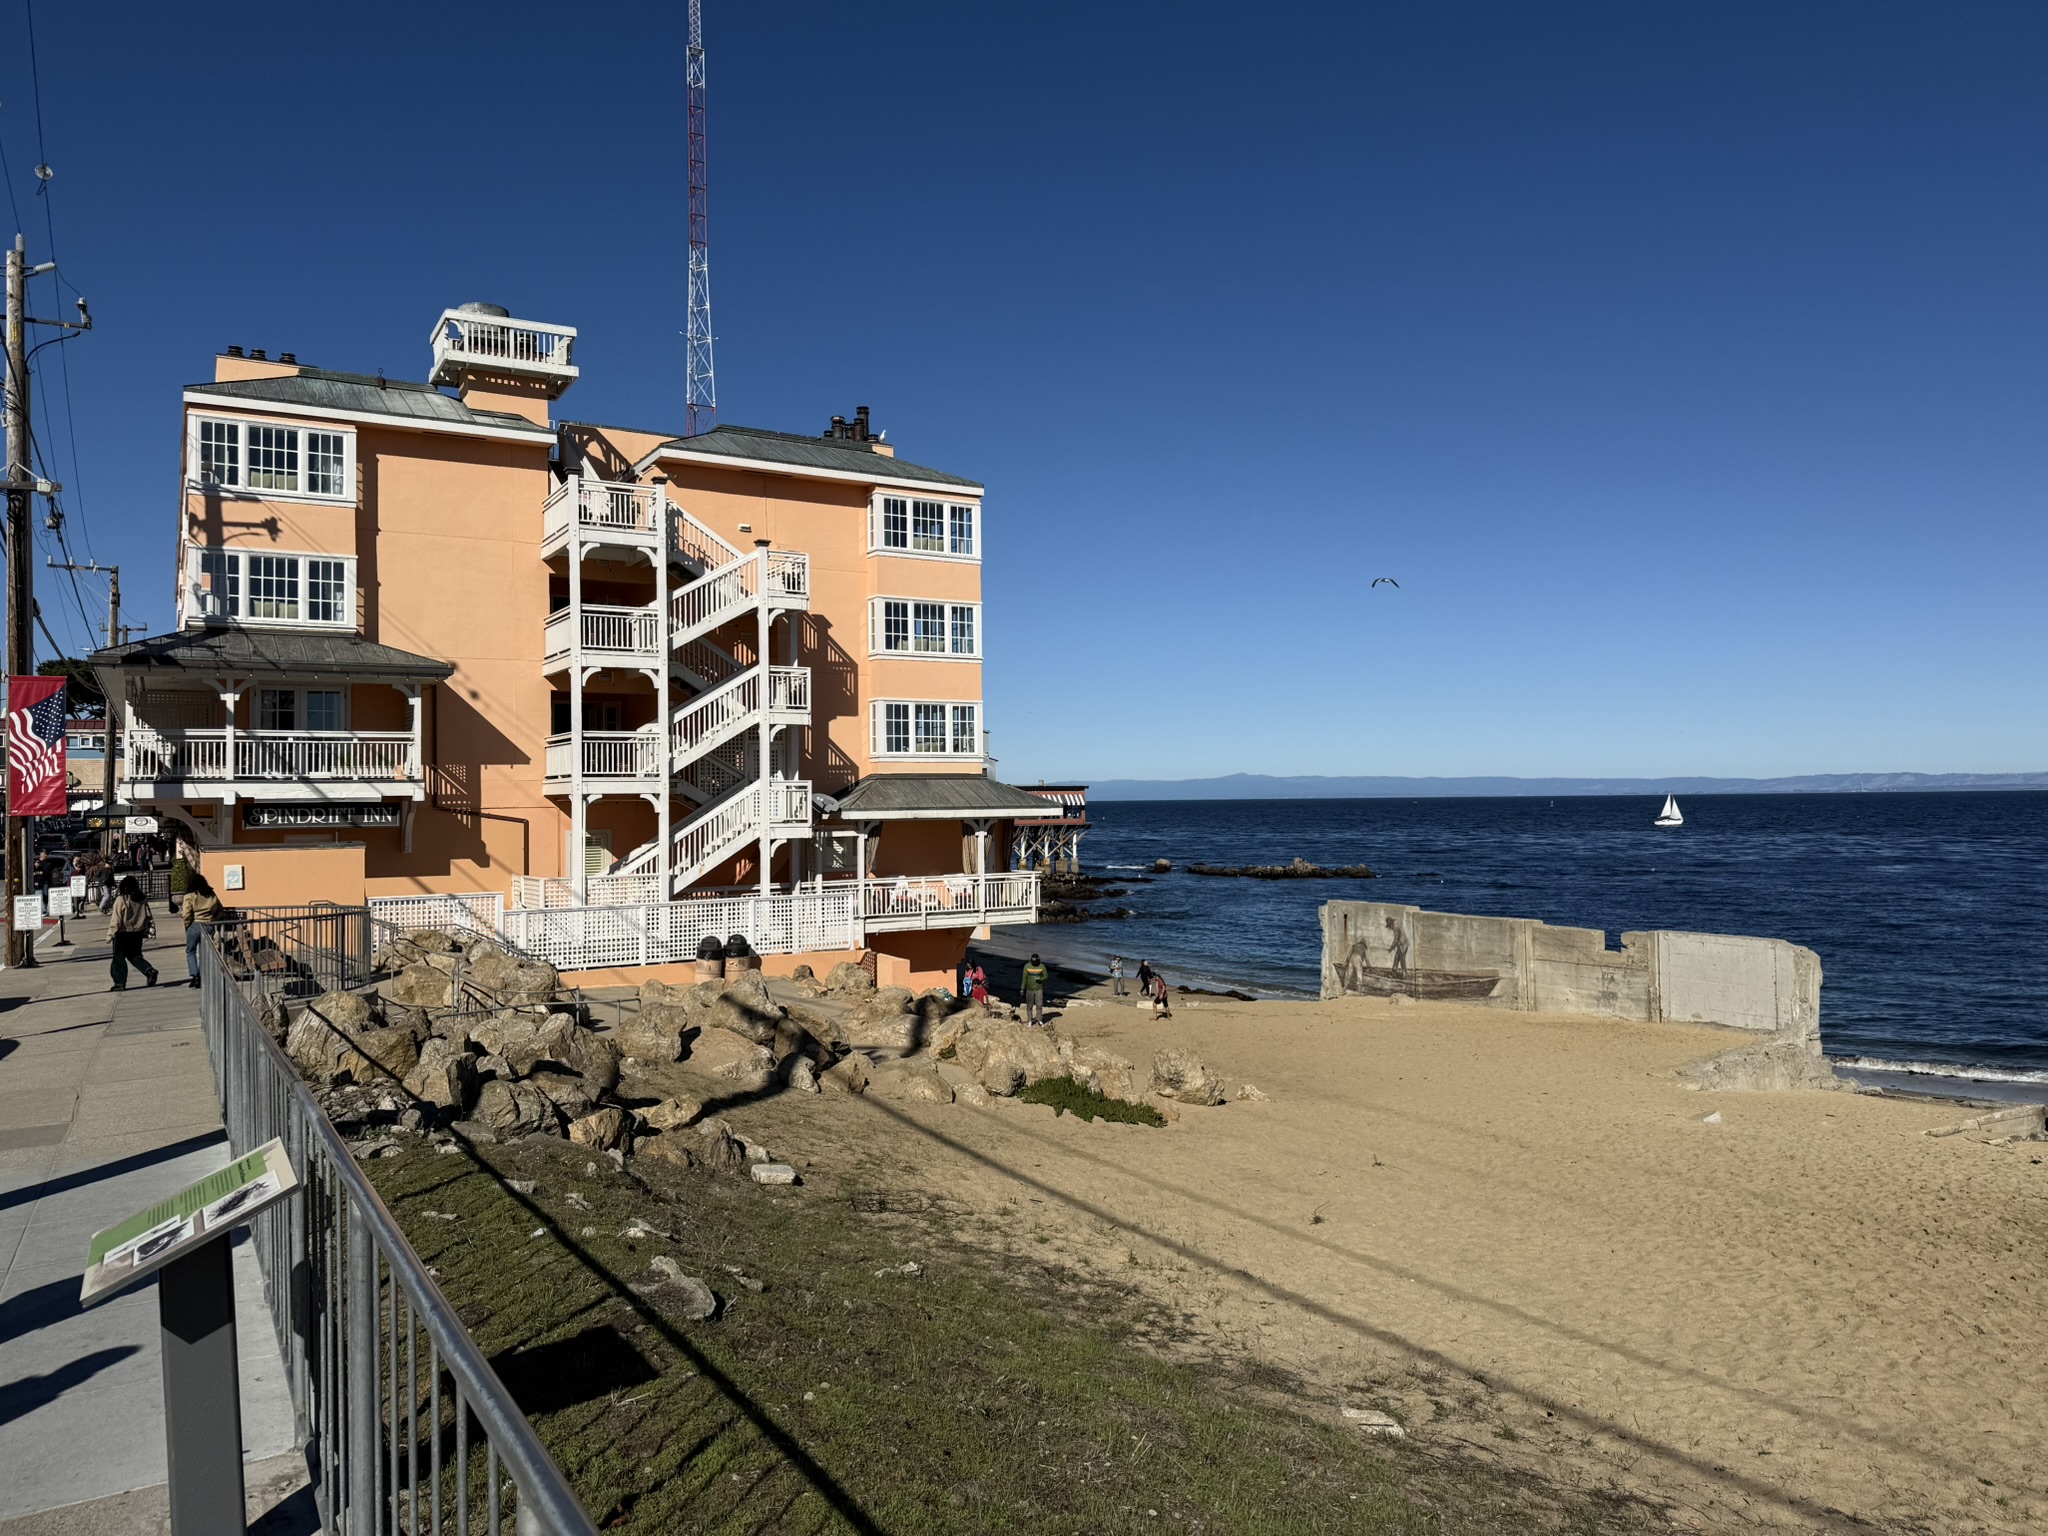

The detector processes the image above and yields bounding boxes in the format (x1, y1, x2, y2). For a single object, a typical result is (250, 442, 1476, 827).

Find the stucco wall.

(202, 843, 367, 908)
(1319, 901, 1822, 1043)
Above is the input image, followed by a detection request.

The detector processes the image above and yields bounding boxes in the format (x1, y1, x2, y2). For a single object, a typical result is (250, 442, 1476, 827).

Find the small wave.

(1835, 1055, 2048, 1087)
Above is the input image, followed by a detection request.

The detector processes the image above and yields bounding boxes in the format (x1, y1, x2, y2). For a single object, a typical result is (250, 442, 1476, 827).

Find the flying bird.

(1371, 577, 1400, 588)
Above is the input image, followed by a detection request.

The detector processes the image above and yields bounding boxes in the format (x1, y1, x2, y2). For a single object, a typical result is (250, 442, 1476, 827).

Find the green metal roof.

(645, 424, 981, 490)
(824, 773, 1055, 820)
(187, 370, 553, 436)
(91, 627, 455, 682)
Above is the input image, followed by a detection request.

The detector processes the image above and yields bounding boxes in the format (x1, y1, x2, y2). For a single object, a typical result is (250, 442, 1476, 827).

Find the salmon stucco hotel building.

(90, 305, 1050, 987)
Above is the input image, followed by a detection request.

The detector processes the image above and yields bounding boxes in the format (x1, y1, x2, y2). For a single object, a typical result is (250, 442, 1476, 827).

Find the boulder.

(823, 960, 875, 996)
(649, 1257, 718, 1320)
(529, 1069, 598, 1121)
(953, 1023, 1063, 1097)
(638, 1134, 694, 1169)
(568, 1107, 632, 1151)
(787, 1057, 820, 1094)
(902, 1067, 953, 1104)
(786, 964, 826, 998)
(821, 1053, 870, 1096)
(409, 928, 461, 955)
(615, 1003, 690, 1063)
(1069, 1047, 1144, 1103)
(705, 969, 786, 1046)
(473, 1080, 557, 1137)
(928, 1013, 972, 1059)
(837, 987, 917, 1051)
(1152, 1047, 1225, 1106)
(687, 1028, 776, 1089)
(352, 1026, 422, 1081)
(466, 946, 560, 1006)
(387, 963, 455, 1010)
(640, 1095, 706, 1132)
(696, 1123, 748, 1173)
(402, 1037, 475, 1112)
(564, 1029, 621, 1096)
(383, 1001, 431, 1037)
(470, 1011, 578, 1077)
(286, 1010, 374, 1085)
(954, 1082, 991, 1108)
(311, 990, 377, 1034)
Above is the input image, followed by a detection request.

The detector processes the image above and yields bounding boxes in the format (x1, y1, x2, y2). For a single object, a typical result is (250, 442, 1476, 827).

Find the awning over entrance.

(89, 628, 454, 683)
(822, 773, 1061, 822)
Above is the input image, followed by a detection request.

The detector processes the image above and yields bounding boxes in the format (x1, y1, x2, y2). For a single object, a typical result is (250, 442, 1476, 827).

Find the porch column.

(400, 683, 422, 782)
(217, 679, 245, 787)
(754, 539, 773, 899)
(654, 476, 673, 901)
(569, 533, 585, 899)
(968, 818, 991, 914)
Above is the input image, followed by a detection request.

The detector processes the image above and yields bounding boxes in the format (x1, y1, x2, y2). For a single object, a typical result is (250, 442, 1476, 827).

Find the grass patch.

(367, 1134, 1664, 1534)
(1018, 1075, 1167, 1126)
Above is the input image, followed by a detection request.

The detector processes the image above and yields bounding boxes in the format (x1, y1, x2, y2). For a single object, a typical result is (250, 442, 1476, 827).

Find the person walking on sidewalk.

(1022, 953, 1049, 1026)
(1109, 954, 1126, 996)
(179, 874, 224, 988)
(108, 877, 159, 991)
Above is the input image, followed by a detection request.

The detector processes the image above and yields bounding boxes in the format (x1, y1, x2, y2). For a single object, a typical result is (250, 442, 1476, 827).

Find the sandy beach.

(728, 979, 2048, 1533)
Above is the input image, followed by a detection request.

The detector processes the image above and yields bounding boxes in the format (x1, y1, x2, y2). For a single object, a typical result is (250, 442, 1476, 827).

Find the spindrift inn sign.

(243, 803, 401, 830)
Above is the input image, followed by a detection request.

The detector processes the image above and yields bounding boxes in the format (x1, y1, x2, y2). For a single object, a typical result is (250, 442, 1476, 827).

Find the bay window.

(871, 494, 979, 561)
(870, 597, 980, 658)
(189, 416, 355, 501)
(186, 546, 356, 629)
(872, 699, 982, 759)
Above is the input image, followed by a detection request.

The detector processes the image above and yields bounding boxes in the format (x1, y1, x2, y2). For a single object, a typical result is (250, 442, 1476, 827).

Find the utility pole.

(6, 235, 33, 969)
(684, 0, 717, 436)
(50, 558, 120, 857)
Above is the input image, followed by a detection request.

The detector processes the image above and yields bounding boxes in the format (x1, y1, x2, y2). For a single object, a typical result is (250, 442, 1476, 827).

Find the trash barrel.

(695, 933, 726, 983)
(724, 933, 761, 974)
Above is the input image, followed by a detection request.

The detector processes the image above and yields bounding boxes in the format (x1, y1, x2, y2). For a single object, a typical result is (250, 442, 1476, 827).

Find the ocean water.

(1008, 792, 2048, 1081)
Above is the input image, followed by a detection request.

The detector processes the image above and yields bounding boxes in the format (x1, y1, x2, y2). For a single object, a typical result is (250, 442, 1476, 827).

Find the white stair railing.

(672, 668, 761, 757)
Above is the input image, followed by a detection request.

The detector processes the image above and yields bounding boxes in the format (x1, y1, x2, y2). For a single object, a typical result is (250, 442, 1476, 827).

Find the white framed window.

(255, 687, 349, 733)
(188, 416, 355, 502)
(870, 493, 980, 561)
(871, 698, 982, 759)
(869, 597, 980, 658)
(184, 546, 356, 629)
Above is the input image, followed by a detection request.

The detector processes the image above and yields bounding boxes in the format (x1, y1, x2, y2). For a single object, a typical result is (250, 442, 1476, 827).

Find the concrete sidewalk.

(0, 912, 313, 1533)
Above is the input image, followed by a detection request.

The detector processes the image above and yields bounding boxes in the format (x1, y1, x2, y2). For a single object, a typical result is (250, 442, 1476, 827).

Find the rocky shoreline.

(1188, 857, 1376, 880)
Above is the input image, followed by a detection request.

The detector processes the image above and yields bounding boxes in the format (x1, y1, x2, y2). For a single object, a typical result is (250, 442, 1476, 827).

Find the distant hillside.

(1085, 771, 2048, 801)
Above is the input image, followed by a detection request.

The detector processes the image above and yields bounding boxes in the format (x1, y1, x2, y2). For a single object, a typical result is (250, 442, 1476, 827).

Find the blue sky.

(7, 1, 2044, 781)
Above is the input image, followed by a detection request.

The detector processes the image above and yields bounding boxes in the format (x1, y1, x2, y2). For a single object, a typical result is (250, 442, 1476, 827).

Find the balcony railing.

(127, 729, 417, 782)
(429, 308, 577, 386)
(544, 603, 663, 663)
(544, 730, 664, 781)
(859, 872, 1041, 930)
(543, 477, 667, 546)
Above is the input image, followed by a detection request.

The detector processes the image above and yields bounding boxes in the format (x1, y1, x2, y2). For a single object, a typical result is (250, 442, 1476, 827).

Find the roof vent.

(456, 301, 511, 317)
(250, 349, 267, 361)
(225, 345, 244, 358)
(279, 352, 297, 365)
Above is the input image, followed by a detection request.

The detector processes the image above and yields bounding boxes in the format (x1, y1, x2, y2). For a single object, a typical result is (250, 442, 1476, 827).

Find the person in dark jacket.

(1021, 954, 1049, 1026)
(108, 876, 159, 991)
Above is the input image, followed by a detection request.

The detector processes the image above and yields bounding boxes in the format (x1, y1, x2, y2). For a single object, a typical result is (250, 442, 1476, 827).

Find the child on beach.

(1151, 971, 1172, 1020)
(970, 964, 989, 1008)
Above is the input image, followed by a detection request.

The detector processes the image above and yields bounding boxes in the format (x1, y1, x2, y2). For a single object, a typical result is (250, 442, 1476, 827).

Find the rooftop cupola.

(428, 302, 578, 424)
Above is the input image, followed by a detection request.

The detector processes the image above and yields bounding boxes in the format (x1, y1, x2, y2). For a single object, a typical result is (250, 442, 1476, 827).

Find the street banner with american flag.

(7, 676, 68, 816)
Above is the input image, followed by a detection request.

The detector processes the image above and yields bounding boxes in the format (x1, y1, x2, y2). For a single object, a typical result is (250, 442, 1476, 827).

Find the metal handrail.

(197, 922, 597, 1535)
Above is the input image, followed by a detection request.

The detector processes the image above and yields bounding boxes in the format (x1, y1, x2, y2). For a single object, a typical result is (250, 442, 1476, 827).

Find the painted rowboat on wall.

(1343, 963, 1503, 1001)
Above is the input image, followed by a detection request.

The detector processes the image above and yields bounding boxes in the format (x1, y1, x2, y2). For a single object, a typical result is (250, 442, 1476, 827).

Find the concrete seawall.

(1320, 901, 1833, 1089)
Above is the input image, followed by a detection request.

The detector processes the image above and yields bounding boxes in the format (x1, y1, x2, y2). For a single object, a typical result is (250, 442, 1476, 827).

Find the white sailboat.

(1654, 794, 1684, 828)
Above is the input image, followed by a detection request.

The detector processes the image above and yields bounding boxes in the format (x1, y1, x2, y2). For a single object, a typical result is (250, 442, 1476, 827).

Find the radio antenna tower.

(685, 0, 717, 436)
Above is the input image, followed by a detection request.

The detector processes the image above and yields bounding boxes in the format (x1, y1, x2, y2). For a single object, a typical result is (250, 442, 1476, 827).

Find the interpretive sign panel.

(12, 895, 41, 932)
(68, 874, 85, 900)
(46, 887, 72, 918)
(81, 1139, 299, 1306)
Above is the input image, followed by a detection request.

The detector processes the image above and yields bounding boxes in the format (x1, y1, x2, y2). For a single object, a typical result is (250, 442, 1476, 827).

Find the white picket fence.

(367, 892, 505, 940)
